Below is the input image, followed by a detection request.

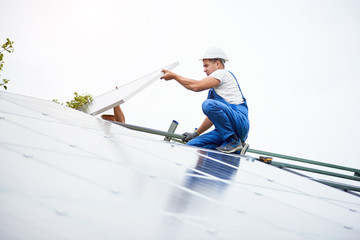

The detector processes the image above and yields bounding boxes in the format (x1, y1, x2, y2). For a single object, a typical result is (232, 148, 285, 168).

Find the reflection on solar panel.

(1, 91, 360, 239)
(79, 62, 179, 116)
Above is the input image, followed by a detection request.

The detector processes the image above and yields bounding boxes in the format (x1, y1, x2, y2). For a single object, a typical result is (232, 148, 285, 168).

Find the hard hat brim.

(199, 58, 229, 62)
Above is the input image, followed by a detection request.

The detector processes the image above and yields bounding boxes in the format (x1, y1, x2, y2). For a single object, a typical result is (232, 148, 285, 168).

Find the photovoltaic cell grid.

(0, 91, 360, 240)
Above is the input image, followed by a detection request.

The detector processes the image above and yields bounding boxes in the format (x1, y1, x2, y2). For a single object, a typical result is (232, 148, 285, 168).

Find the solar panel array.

(1, 91, 360, 239)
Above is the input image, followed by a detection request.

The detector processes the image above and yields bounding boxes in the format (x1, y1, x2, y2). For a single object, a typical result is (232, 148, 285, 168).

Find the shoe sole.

(216, 144, 244, 154)
(216, 143, 250, 154)
(240, 143, 250, 155)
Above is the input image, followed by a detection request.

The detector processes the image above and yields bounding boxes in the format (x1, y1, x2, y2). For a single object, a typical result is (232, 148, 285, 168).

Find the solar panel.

(1, 91, 360, 239)
(79, 62, 179, 116)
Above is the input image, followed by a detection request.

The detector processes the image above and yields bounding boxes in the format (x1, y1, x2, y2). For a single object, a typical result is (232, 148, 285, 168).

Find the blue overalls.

(187, 71, 250, 150)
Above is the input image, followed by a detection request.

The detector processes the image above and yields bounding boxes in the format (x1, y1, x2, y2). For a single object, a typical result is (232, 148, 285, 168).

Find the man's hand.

(182, 131, 199, 143)
(161, 69, 177, 81)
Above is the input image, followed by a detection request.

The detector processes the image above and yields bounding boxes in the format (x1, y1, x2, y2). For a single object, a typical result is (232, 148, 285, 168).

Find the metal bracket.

(164, 120, 179, 142)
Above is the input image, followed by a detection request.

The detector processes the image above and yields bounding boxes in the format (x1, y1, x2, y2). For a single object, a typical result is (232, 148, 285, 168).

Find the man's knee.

(202, 99, 218, 115)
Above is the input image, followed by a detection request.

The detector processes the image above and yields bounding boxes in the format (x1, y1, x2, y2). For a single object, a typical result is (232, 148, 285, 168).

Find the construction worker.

(161, 47, 249, 154)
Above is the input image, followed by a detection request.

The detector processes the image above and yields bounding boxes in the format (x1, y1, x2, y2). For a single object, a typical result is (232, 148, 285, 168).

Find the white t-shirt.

(210, 69, 244, 104)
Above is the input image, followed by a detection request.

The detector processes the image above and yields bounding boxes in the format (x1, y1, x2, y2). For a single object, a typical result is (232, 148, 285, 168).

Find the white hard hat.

(200, 47, 229, 62)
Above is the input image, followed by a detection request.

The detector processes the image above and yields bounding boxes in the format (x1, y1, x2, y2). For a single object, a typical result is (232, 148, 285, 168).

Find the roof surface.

(1, 91, 360, 239)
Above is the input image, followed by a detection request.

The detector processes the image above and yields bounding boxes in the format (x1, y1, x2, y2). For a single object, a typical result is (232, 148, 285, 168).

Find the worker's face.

(203, 59, 220, 76)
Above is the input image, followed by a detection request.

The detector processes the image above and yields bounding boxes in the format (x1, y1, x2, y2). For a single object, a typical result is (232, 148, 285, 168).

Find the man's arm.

(197, 117, 213, 134)
(113, 105, 125, 123)
(161, 70, 219, 92)
(183, 117, 213, 142)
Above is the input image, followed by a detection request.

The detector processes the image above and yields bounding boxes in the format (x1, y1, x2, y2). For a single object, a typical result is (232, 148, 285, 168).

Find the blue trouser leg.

(187, 130, 223, 149)
(187, 130, 241, 154)
(202, 99, 248, 142)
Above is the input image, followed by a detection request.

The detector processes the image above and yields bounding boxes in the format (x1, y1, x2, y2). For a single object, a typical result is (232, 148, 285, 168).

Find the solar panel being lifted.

(0, 91, 360, 240)
(78, 62, 179, 116)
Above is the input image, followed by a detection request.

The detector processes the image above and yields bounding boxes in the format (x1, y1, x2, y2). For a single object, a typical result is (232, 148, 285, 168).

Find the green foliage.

(0, 38, 14, 90)
(52, 99, 62, 105)
(1, 38, 14, 54)
(66, 92, 93, 109)
(53, 92, 93, 110)
(0, 79, 10, 90)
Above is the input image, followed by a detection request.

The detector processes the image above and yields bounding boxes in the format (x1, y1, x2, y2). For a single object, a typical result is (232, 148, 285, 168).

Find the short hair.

(209, 58, 225, 66)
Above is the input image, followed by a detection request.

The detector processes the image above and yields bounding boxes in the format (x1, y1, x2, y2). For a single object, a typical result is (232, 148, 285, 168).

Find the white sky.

(1, 0, 360, 169)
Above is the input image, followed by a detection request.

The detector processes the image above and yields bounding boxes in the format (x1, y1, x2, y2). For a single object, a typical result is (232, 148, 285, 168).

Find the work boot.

(216, 138, 243, 154)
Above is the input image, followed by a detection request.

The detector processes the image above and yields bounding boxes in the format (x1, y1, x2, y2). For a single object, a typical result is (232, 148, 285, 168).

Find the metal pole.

(315, 180, 360, 192)
(248, 148, 360, 176)
(110, 121, 185, 141)
(269, 161, 360, 182)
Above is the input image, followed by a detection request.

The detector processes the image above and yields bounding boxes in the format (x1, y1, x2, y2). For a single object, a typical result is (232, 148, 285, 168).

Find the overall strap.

(228, 71, 246, 101)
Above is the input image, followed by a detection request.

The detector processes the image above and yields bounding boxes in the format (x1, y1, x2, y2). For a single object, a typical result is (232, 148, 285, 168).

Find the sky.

(1, 0, 360, 169)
